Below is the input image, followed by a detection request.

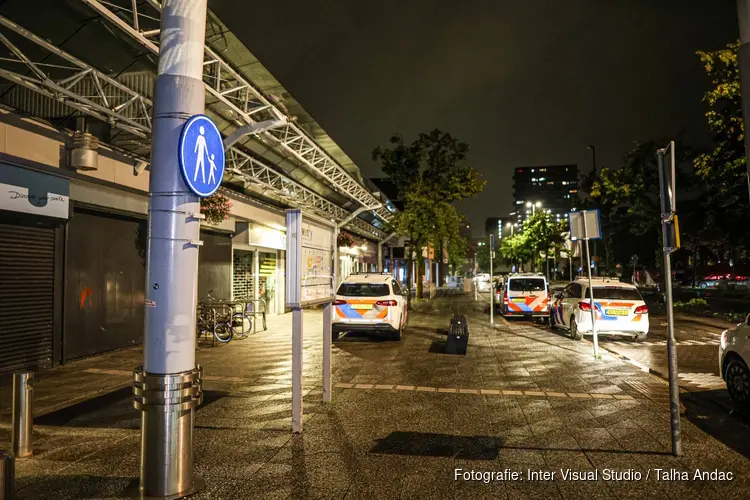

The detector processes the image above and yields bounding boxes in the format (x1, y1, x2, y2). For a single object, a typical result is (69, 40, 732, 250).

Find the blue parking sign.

(178, 115, 225, 197)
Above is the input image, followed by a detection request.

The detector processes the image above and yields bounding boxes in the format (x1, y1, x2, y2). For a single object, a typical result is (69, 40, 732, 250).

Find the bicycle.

(199, 291, 233, 343)
(229, 299, 267, 338)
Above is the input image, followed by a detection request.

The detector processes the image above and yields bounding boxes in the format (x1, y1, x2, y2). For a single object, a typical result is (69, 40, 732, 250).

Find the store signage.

(0, 163, 69, 219)
(178, 114, 225, 197)
(247, 222, 286, 250)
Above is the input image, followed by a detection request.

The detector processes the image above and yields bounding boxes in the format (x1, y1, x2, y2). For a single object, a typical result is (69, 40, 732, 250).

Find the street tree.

(475, 241, 491, 274)
(373, 129, 485, 301)
(523, 212, 567, 278)
(499, 232, 533, 271)
(694, 41, 750, 255)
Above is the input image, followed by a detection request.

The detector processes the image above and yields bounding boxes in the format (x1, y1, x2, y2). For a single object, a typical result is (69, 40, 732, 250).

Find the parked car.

(719, 315, 750, 409)
(332, 272, 408, 341)
(698, 274, 748, 290)
(496, 273, 549, 322)
(550, 278, 649, 341)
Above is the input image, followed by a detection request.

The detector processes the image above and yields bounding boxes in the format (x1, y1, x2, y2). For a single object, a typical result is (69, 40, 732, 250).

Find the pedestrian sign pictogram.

(178, 114, 225, 197)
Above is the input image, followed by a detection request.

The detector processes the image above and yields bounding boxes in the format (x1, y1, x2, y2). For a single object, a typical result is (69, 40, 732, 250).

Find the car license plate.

(606, 309, 629, 316)
(351, 304, 373, 310)
(512, 298, 526, 303)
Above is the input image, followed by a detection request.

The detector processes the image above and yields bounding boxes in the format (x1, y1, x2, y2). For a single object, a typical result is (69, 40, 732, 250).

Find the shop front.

(336, 230, 378, 286)
(231, 221, 286, 315)
(0, 162, 68, 373)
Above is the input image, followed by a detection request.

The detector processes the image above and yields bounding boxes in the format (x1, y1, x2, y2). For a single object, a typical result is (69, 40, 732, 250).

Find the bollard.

(11, 373, 33, 459)
(0, 449, 14, 500)
(133, 366, 204, 498)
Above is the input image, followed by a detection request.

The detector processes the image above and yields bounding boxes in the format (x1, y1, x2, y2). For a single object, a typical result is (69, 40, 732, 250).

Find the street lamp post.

(526, 201, 542, 271)
(586, 145, 599, 275)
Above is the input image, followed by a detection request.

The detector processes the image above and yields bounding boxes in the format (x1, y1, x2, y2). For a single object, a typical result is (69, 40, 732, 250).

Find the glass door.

(259, 251, 277, 315)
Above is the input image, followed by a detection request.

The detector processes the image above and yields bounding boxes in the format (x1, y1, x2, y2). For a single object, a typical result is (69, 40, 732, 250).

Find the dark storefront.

(63, 207, 233, 361)
(198, 229, 232, 301)
(63, 207, 147, 361)
(0, 163, 67, 374)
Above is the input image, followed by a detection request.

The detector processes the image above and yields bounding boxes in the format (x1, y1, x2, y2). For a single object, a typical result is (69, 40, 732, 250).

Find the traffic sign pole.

(582, 211, 599, 359)
(489, 234, 494, 325)
(137, 0, 208, 497)
(658, 147, 682, 456)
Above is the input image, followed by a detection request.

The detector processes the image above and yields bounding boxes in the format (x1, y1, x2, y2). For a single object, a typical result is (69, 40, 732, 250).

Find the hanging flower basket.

(337, 230, 355, 248)
(200, 193, 232, 225)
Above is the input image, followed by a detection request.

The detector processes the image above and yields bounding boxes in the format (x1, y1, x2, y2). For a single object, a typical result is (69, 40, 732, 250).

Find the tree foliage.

(522, 212, 567, 273)
(373, 129, 485, 298)
(693, 42, 750, 252)
(499, 232, 532, 270)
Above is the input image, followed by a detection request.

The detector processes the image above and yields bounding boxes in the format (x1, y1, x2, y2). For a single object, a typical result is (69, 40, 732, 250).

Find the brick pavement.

(0, 292, 749, 499)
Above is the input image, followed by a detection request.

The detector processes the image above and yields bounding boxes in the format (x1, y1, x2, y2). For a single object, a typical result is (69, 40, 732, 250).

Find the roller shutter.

(0, 223, 55, 374)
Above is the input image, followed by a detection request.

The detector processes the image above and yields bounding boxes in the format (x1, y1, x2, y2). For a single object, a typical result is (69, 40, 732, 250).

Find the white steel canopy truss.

(78, 0, 394, 224)
(0, 15, 388, 241)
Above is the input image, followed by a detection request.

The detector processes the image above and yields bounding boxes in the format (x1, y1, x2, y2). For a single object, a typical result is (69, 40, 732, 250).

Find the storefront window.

(232, 250, 254, 299)
(259, 251, 277, 315)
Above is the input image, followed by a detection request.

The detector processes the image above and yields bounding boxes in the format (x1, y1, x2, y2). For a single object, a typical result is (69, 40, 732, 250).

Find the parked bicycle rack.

(196, 297, 268, 346)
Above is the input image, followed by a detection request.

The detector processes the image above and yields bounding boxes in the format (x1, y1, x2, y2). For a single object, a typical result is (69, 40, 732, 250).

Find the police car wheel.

(570, 317, 582, 340)
(726, 360, 750, 408)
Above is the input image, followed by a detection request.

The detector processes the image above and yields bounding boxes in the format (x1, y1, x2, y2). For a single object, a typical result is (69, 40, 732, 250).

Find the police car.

(719, 315, 750, 409)
(496, 273, 550, 321)
(549, 278, 649, 341)
(332, 272, 408, 341)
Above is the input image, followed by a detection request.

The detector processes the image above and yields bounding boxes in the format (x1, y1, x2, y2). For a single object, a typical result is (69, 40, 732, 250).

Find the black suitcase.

(446, 314, 469, 355)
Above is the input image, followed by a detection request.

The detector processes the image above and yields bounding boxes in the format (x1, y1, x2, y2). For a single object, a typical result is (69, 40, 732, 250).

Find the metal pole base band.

(132, 366, 203, 499)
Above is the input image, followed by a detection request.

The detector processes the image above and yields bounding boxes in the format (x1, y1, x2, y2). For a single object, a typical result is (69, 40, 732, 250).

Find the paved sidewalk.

(1, 293, 749, 499)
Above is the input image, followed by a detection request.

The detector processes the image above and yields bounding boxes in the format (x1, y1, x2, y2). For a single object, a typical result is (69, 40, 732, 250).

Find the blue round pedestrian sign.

(178, 114, 225, 197)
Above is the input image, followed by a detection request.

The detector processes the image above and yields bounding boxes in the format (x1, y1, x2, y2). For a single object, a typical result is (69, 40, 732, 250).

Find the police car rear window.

(337, 283, 390, 297)
(508, 279, 546, 292)
(586, 287, 642, 300)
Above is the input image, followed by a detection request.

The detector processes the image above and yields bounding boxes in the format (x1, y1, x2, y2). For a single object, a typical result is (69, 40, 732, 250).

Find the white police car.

(550, 278, 649, 341)
(332, 273, 408, 341)
(719, 314, 750, 409)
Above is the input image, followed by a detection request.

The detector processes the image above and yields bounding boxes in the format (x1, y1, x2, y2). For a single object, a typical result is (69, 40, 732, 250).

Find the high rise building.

(484, 217, 501, 237)
(513, 165, 579, 227)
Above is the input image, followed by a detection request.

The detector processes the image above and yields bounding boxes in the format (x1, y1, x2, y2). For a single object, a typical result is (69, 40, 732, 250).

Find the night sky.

(210, 0, 738, 236)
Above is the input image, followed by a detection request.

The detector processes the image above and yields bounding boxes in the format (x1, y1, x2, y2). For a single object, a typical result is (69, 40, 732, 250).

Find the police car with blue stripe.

(549, 278, 649, 341)
(332, 273, 408, 341)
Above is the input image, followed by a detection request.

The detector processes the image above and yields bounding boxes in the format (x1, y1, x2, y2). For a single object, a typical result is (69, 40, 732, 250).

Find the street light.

(525, 201, 542, 216)
(586, 145, 596, 172)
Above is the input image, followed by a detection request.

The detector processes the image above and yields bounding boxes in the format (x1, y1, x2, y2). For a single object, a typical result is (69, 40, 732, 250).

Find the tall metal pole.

(658, 149, 682, 456)
(737, 0, 750, 199)
(582, 212, 599, 359)
(489, 234, 494, 325)
(135, 0, 208, 497)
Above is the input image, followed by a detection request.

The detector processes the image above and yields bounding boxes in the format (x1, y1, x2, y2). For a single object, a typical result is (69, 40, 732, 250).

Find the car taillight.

(333, 299, 346, 305)
(578, 301, 591, 312)
(376, 300, 397, 306)
(634, 305, 648, 314)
